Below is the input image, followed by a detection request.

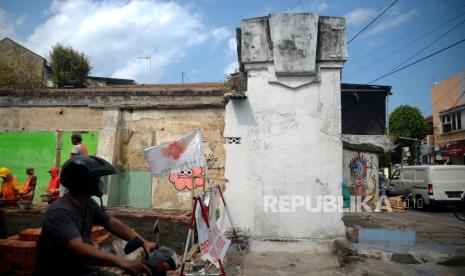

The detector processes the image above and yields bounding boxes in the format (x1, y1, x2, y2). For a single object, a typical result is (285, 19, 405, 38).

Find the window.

(457, 111, 462, 129)
(402, 170, 414, 181)
(441, 111, 462, 133)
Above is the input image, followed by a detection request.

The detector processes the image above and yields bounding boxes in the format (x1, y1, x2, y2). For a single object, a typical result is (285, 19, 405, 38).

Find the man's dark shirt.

(33, 195, 111, 276)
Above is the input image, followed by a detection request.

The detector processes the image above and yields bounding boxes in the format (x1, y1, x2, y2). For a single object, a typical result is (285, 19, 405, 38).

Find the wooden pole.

(55, 130, 63, 167)
(180, 197, 197, 276)
(190, 174, 195, 245)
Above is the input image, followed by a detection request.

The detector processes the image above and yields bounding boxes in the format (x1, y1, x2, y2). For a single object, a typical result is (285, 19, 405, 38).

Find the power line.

(367, 37, 465, 84)
(390, 18, 465, 72)
(348, 0, 399, 44)
(347, 8, 465, 66)
(344, 11, 465, 78)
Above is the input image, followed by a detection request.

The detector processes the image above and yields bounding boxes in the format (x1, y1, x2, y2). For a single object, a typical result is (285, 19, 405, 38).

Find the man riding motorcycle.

(33, 156, 155, 275)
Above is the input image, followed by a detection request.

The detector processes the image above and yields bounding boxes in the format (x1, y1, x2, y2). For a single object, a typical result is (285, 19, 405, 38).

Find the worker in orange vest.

(21, 167, 37, 201)
(70, 133, 88, 158)
(0, 167, 23, 201)
(46, 168, 60, 203)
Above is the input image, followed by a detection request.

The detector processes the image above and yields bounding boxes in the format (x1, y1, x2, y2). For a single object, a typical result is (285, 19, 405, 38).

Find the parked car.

(388, 165, 465, 207)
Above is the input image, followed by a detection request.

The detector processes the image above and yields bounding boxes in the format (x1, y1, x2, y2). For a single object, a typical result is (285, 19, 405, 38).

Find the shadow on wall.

(232, 100, 256, 126)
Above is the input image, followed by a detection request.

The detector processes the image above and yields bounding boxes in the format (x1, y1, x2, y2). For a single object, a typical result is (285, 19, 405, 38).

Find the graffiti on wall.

(205, 153, 218, 169)
(349, 152, 377, 196)
(169, 167, 205, 191)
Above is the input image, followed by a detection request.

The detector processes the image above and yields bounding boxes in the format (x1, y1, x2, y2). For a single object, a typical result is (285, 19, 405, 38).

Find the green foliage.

(0, 47, 45, 90)
(222, 74, 233, 88)
(389, 105, 428, 140)
(50, 43, 91, 87)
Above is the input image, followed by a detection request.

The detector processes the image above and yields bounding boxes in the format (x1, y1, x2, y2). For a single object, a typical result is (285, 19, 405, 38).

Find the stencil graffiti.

(205, 153, 218, 169)
(169, 167, 205, 191)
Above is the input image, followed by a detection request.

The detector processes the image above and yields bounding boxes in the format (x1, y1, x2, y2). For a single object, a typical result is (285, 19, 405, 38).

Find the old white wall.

(223, 64, 345, 246)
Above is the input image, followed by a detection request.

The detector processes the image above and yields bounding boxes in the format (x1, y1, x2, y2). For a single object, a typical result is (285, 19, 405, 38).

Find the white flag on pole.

(144, 129, 206, 177)
(196, 190, 231, 267)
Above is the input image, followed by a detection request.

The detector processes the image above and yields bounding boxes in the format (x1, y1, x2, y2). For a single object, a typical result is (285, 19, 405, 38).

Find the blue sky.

(1, 0, 465, 116)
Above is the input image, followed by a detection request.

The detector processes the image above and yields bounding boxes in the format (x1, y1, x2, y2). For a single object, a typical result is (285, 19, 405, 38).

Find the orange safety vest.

(47, 168, 60, 201)
(70, 143, 89, 158)
(23, 175, 36, 194)
(81, 143, 88, 156)
(1, 177, 22, 200)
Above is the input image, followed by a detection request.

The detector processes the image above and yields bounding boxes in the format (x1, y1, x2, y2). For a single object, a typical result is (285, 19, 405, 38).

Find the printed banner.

(196, 190, 231, 267)
(144, 129, 206, 177)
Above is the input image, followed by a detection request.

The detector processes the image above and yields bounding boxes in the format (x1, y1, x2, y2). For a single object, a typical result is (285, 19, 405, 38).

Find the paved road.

(344, 208, 465, 256)
(398, 209, 465, 231)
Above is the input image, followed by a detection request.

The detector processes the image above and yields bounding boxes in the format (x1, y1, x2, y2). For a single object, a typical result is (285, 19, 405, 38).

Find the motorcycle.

(124, 236, 179, 275)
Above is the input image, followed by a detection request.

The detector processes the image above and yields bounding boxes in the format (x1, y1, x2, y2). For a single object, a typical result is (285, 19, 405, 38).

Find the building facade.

(431, 71, 465, 164)
(340, 84, 392, 207)
(0, 38, 51, 87)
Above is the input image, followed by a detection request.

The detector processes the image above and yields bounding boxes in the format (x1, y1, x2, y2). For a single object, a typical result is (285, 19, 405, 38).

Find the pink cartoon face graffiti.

(169, 167, 205, 191)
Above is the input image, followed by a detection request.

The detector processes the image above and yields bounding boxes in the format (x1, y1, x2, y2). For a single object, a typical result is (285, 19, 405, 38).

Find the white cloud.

(316, 2, 329, 13)
(227, 37, 237, 56)
(211, 27, 232, 43)
(223, 36, 238, 76)
(0, 7, 16, 39)
(364, 9, 417, 37)
(344, 8, 377, 26)
(23, 0, 223, 83)
(15, 14, 27, 27)
(224, 60, 238, 75)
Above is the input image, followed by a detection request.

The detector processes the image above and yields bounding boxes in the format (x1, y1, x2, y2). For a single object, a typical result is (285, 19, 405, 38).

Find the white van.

(399, 165, 465, 207)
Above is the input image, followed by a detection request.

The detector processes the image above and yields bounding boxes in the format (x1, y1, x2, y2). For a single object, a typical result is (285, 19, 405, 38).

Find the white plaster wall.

(223, 65, 345, 241)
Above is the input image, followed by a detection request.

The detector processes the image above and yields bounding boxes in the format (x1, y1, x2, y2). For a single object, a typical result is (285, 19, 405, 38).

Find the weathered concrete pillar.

(96, 108, 122, 205)
(223, 14, 348, 252)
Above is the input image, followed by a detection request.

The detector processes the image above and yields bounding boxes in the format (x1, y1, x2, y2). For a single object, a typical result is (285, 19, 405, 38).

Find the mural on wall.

(169, 167, 205, 191)
(368, 155, 379, 198)
(349, 153, 370, 195)
(348, 152, 378, 197)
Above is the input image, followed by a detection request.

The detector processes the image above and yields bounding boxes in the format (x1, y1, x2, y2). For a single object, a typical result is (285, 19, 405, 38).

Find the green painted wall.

(0, 131, 153, 208)
(0, 132, 56, 203)
(0, 131, 99, 204)
(59, 132, 99, 165)
(108, 172, 152, 208)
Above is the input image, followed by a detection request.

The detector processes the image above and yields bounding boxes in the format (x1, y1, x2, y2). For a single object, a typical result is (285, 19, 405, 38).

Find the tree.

(389, 105, 428, 140)
(0, 47, 45, 90)
(49, 44, 91, 87)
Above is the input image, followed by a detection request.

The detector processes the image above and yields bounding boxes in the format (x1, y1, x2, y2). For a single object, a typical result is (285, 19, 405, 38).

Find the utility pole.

(138, 55, 151, 83)
(181, 71, 184, 84)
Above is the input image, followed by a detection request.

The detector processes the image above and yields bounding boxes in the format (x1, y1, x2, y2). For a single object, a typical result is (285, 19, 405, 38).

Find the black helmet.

(60, 156, 116, 197)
